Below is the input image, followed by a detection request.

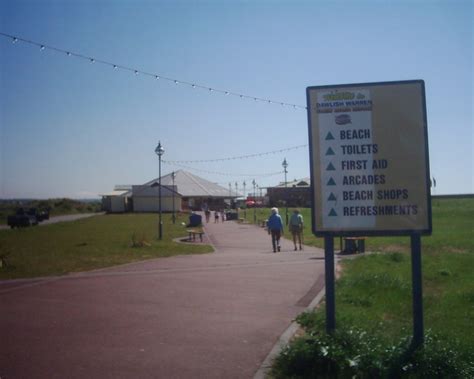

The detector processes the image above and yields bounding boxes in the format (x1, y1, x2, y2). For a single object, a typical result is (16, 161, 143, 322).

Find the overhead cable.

(163, 144, 308, 164)
(162, 161, 283, 178)
(1, 32, 307, 110)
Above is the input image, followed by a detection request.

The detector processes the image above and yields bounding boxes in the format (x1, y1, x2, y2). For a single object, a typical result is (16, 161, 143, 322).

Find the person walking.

(267, 207, 284, 252)
(289, 209, 304, 251)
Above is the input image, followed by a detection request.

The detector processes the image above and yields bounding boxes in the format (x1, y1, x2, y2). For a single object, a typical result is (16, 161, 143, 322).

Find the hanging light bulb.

(155, 75, 160, 80)
(12, 37, 18, 43)
(66, 52, 71, 56)
(113, 65, 117, 69)
(134, 70, 139, 75)
(209, 88, 213, 92)
(225, 91, 229, 95)
(90, 58, 95, 63)
(40, 45, 45, 50)
(192, 84, 196, 88)
(174, 80, 179, 85)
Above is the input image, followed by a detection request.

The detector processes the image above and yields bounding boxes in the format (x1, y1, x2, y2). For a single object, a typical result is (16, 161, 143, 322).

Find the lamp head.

(155, 141, 165, 157)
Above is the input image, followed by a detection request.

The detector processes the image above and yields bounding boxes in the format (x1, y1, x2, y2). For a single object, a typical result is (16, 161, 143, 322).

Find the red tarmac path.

(0, 216, 326, 378)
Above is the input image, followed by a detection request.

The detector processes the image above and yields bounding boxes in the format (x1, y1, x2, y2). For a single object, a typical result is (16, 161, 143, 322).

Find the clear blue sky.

(1, 0, 472, 198)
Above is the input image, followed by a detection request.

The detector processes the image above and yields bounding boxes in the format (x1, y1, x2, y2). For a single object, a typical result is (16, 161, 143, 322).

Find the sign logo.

(335, 114, 351, 125)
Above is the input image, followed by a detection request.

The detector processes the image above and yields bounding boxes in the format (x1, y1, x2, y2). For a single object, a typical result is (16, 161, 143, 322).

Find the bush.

(271, 325, 474, 379)
(130, 232, 151, 248)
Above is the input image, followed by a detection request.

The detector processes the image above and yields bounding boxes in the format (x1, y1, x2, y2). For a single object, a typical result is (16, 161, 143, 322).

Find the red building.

(266, 178, 311, 207)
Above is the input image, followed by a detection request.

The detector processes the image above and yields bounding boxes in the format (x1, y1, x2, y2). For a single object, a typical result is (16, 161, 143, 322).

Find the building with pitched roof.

(266, 177, 311, 207)
(101, 170, 235, 213)
(144, 170, 233, 211)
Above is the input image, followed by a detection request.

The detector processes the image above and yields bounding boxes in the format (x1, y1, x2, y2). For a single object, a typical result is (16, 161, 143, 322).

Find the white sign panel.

(307, 81, 431, 236)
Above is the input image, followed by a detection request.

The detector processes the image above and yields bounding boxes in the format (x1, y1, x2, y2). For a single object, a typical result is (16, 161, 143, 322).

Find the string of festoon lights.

(1, 32, 307, 110)
(162, 160, 284, 178)
(163, 144, 308, 164)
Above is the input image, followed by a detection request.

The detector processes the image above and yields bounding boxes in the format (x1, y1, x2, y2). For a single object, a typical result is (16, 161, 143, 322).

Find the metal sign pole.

(324, 236, 336, 333)
(410, 233, 424, 348)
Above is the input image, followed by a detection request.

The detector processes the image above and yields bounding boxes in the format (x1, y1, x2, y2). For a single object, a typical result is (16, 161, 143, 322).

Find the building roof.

(114, 185, 133, 191)
(271, 177, 311, 188)
(144, 170, 233, 198)
(99, 190, 130, 197)
(132, 185, 179, 198)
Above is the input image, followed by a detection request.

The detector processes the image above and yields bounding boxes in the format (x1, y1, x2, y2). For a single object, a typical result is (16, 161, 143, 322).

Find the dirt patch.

(443, 247, 469, 254)
(173, 237, 208, 245)
(336, 261, 344, 279)
(378, 244, 409, 253)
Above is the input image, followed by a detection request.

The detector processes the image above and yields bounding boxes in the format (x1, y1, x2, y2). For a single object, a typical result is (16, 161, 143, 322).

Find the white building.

(132, 184, 180, 212)
(101, 170, 236, 213)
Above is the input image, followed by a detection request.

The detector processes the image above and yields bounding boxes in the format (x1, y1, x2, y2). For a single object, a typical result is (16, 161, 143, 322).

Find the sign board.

(307, 80, 432, 236)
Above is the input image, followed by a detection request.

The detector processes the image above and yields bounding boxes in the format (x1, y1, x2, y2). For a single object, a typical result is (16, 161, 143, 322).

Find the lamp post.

(171, 171, 176, 224)
(243, 181, 247, 218)
(282, 158, 289, 225)
(235, 182, 238, 211)
(155, 141, 164, 239)
(252, 179, 257, 223)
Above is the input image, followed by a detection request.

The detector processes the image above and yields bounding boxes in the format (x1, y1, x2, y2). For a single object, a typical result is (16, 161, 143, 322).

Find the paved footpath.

(0, 217, 325, 379)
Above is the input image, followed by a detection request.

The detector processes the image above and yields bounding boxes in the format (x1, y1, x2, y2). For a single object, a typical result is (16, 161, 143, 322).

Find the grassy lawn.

(244, 200, 473, 346)
(254, 199, 474, 377)
(0, 213, 212, 280)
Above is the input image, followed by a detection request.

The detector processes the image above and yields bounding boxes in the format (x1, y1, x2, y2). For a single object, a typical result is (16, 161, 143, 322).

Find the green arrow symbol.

(325, 132, 335, 140)
(325, 147, 335, 155)
(326, 162, 336, 171)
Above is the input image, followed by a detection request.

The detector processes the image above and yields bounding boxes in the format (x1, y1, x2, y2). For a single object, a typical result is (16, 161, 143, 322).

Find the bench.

(342, 237, 366, 254)
(187, 229, 204, 242)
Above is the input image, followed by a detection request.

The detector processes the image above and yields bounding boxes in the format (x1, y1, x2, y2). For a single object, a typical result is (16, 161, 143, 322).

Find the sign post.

(306, 80, 432, 343)
(411, 233, 424, 348)
(324, 236, 336, 333)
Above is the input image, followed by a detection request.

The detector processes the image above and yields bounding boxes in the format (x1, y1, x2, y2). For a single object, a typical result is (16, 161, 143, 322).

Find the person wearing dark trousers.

(289, 209, 304, 251)
(267, 207, 284, 252)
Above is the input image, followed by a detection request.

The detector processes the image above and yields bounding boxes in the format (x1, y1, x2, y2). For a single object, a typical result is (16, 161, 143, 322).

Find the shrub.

(271, 326, 474, 379)
(130, 232, 150, 248)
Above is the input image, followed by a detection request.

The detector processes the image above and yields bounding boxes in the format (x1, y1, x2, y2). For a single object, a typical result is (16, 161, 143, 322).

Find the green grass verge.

(263, 198, 474, 377)
(0, 213, 212, 280)
(263, 199, 474, 378)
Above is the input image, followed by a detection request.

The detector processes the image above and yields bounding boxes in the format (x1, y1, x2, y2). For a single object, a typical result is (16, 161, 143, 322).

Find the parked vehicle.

(27, 208, 50, 222)
(7, 208, 39, 228)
